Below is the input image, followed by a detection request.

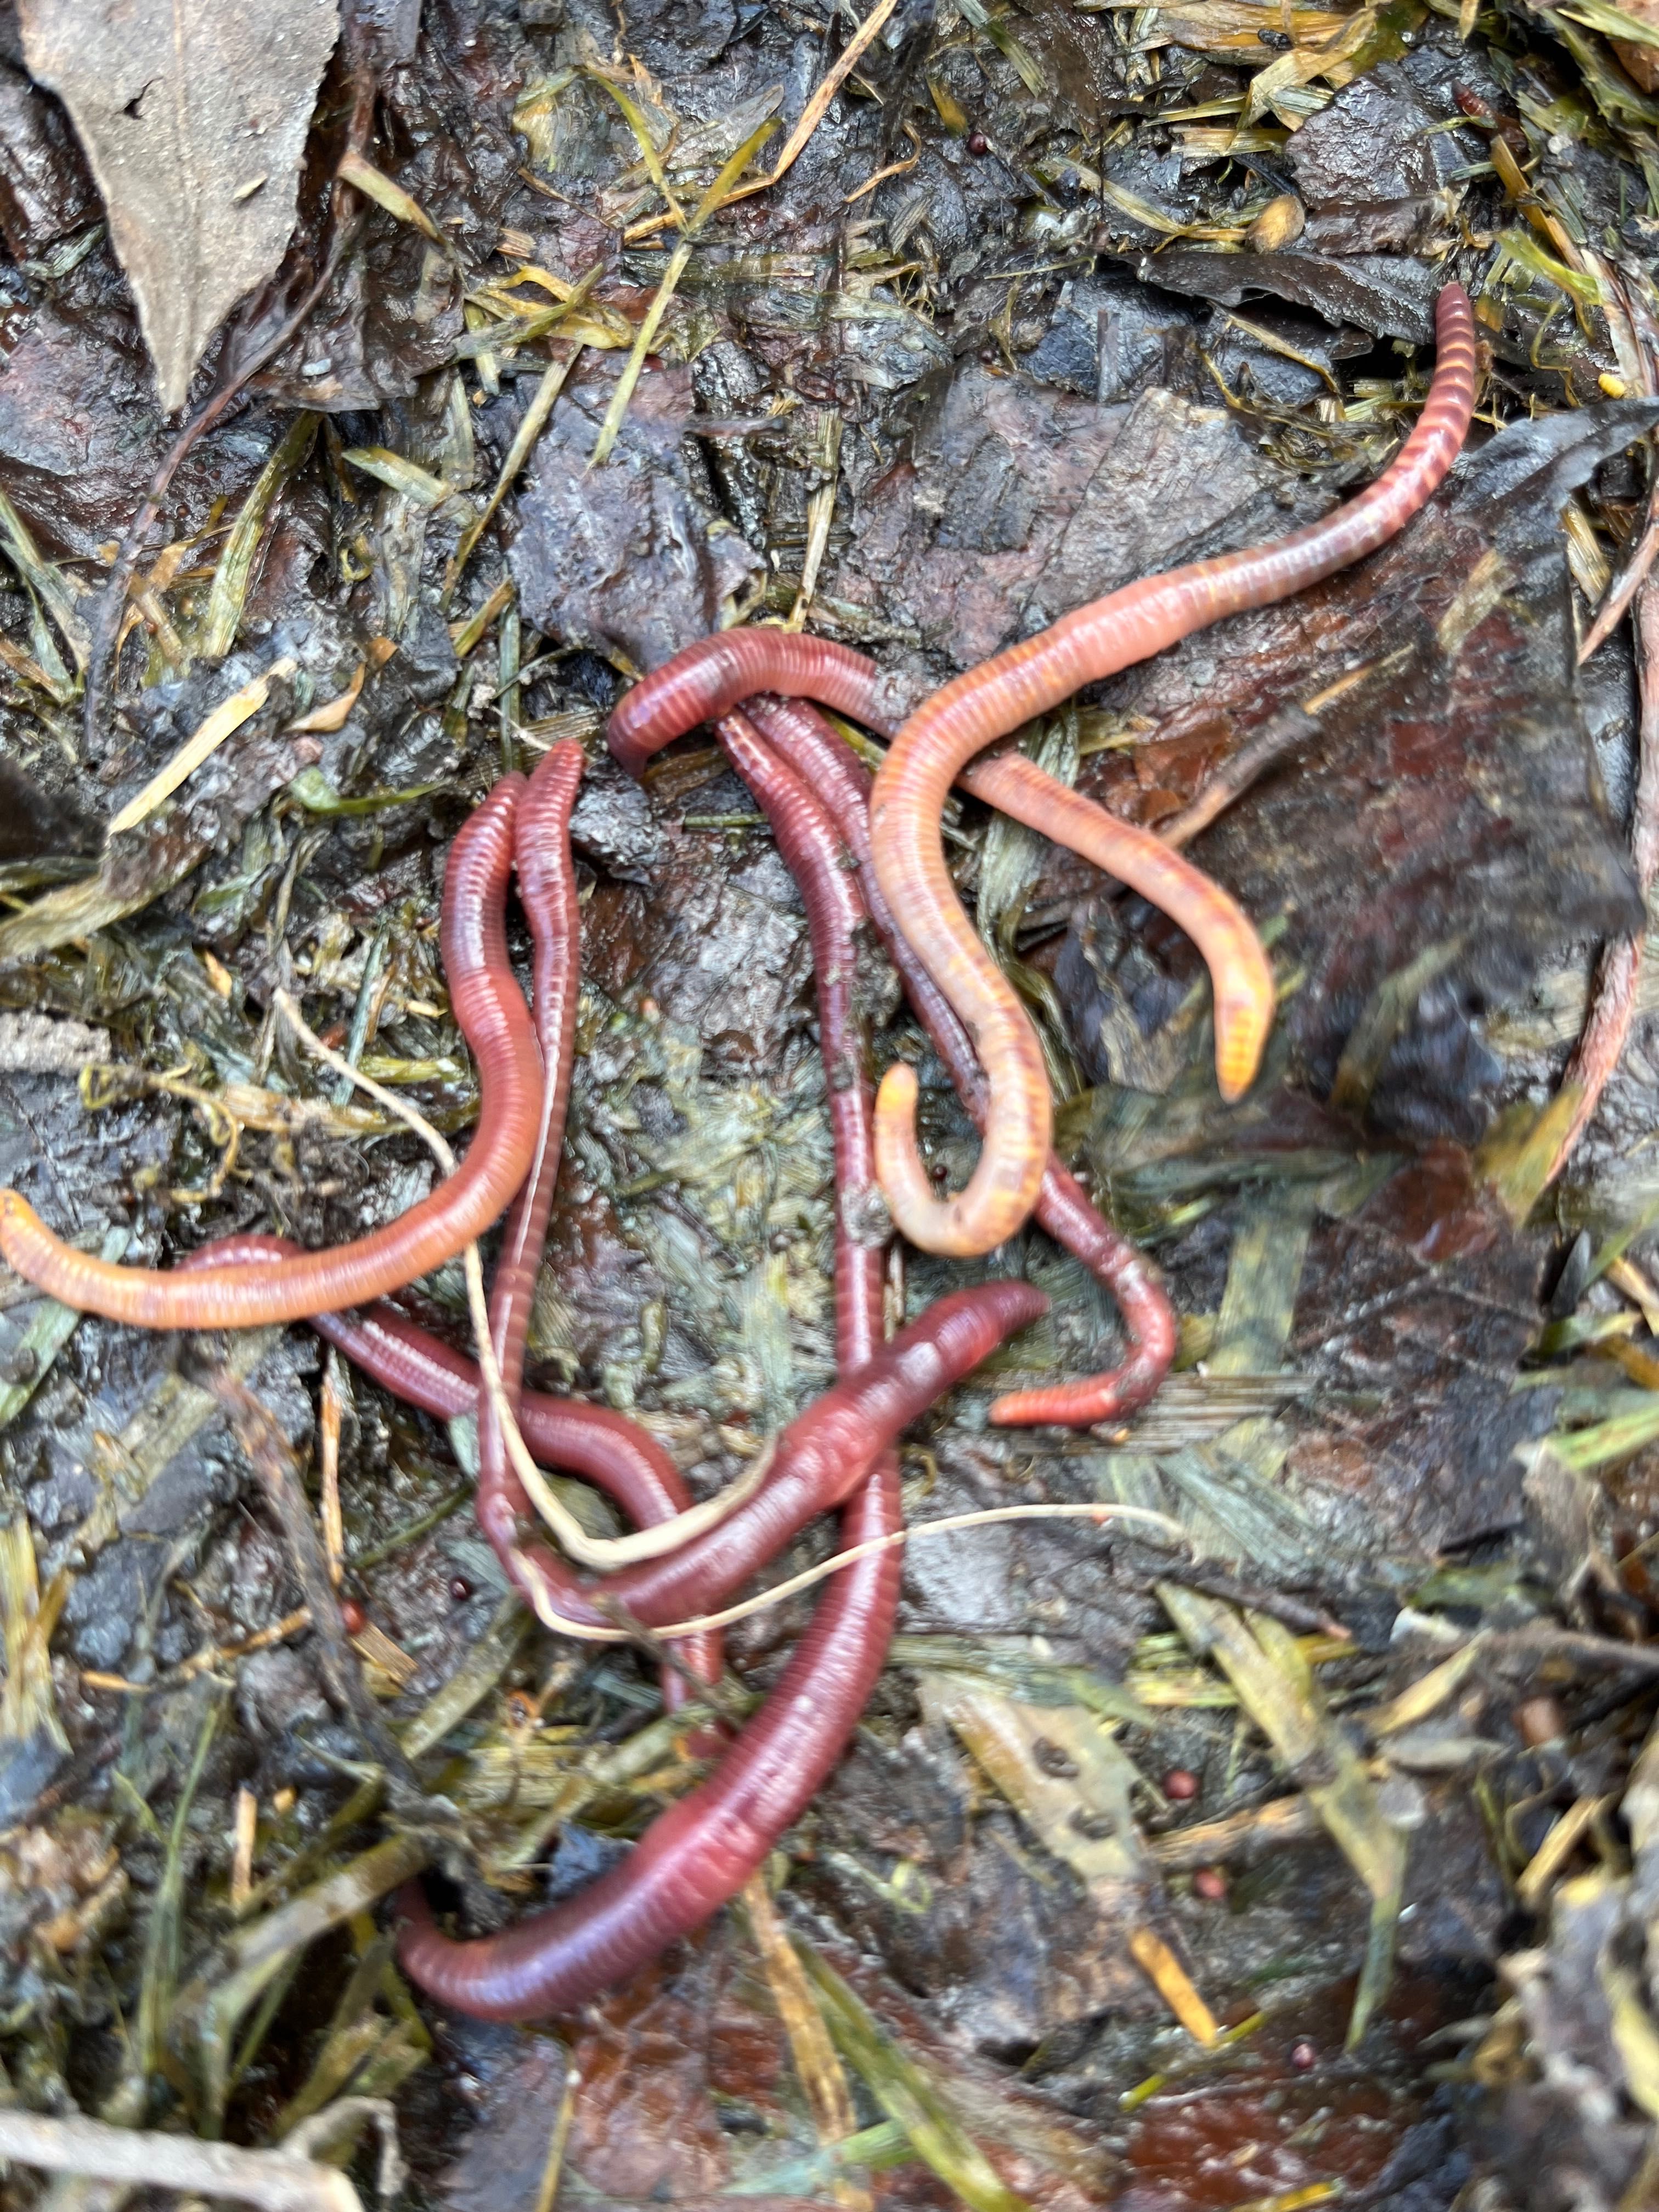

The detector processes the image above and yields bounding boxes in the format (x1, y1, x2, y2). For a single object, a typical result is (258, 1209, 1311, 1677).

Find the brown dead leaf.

(19, 0, 338, 410)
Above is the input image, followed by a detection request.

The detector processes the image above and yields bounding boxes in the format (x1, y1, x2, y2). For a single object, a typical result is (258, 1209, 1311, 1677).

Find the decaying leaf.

(19, 0, 339, 409)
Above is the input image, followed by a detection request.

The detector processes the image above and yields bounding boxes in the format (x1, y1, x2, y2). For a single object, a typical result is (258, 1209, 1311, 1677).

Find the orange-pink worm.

(0, 778, 545, 1327)
(611, 656, 1267, 1150)
(747, 693, 1177, 1428)
(867, 283, 1479, 1254)
(603, 293, 1477, 1260)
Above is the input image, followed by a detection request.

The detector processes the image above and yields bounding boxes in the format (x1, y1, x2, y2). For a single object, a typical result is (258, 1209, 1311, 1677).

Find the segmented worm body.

(479, 742, 724, 1717)
(958, 747, 1274, 1112)
(477, 1280, 1043, 1635)
(866, 284, 1479, 1254)
(0, 778, 545, 1327)
(748, 694, 1177, 1427)
(715, 709, 885, 1368)
(396, 1456, 905, 2018)
(609, 630, 893, 778)
(180, 1238, 722, 1697)
(606, 641, 1268, 1201)
(397, 720, 1042, 2021)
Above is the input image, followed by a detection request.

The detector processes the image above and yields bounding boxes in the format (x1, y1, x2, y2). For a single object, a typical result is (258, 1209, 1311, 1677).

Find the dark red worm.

(468, 1284, 1044, 1644)
(397, 722, 1042, 2021)
(180, 1241, 724, 1697)
(0, 777, 545, 1327)
(479, 742, 724, 1718)
(396, 1460, 906, 2019)
(476, 742, 715, 1708)
(748, 693, 1175, 1427)
(715, 710, 886, 1375)
(865, 284, 1480, 1254)
(176, 1246, 690, 1508)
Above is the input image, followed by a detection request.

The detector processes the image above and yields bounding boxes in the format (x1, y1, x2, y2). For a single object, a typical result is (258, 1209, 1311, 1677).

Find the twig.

(207, 1370, 409, 1783)
(106, 659, 298, 836)
(1154, 1560, 1349, 1640)
(1155, 707, 1321, 851)
(627, 0, 900, 244)
(0, 2107, 364, 2212)
(531, 2071, 580, 2212)
(1487, 1624, 1659, 1677)
(743, 1878, 868, 2211)
(447, 343, 583, 594)
(1580, 474, 1659, 664)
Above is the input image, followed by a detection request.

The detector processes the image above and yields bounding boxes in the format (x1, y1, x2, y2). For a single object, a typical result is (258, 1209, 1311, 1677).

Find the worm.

(475, 1279, 1045, 1638)
(608, 630, 894, 780)
(0, 777, 545, 1328)
(957, 748, 1275, 1109)
(866, 283, 1479, 1255)
(748, 694, 1175, 1427)
(715, 710, 886, 1373)
(482, 741, 724, 1717)
(606, 640, 1267, 1142)
(179, 1239, 725, 1700)
(395, 1456, 905, 2019)
(396, 723, 1043, 2019)
(477, 742, 717, 1707)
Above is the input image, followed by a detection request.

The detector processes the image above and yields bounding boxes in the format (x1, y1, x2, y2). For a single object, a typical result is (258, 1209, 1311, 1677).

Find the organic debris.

(5, 0, 1659, 2206)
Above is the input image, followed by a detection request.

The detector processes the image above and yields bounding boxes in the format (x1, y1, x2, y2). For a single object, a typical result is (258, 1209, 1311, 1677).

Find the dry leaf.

(19, 0, 339, 410)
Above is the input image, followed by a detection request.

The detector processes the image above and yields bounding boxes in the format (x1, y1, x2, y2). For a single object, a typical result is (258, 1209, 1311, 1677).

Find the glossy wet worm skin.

(178, 1240, 725, 1702)
(716, 710, 886, 1373)
(397, 726, 1043, 2022)
(479, 741, 724, 1719)
(867, 284, 1479, 1255)
(749, 695, 1176, 1427)
(607, 642, 1269, 1176)
(0, 777, 545, 1328)
(602, 287, 1476, 1258)
(958, 748, 1275, 1110)
(608, 630, 893, 780)
(479, 1282, 1046, 1639)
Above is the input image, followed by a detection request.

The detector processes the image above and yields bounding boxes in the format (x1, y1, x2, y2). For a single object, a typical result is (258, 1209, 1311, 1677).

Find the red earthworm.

(477, 1279, 1044, 1637)
(0, 777, 545, 1328)
(396, 1455, 905, 2019)
(485, 741, 723, 1716)
(866, 284, 1479, 1255)
(714, 710, 885, 1373)
(748, 694, 1174, 1427)
(178, 1239, 723, 1703)
(397, 731, 1042, 2019)
(608, 630, 896, 780)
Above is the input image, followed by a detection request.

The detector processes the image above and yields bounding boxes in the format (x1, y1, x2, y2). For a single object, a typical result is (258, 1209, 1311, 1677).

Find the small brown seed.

(1515, 1695, 1566, 1748)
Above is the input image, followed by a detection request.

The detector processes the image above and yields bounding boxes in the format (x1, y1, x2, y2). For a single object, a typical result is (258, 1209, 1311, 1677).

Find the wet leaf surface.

(18, 0, 338, 410)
